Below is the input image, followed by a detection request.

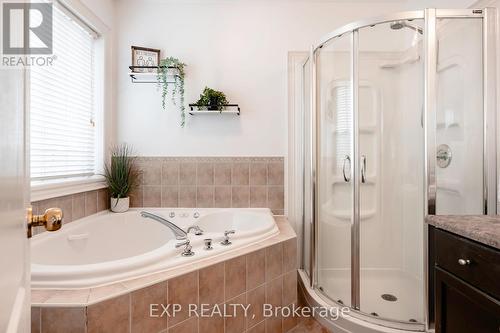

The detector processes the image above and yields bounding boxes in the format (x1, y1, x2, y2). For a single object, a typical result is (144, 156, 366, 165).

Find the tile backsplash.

(132, 157, 285, 214)
(30, 188, 109, 235)
(29, 157, 285, 234)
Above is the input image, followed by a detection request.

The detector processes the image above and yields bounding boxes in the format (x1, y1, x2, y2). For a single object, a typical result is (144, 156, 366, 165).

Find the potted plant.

(157, 57, 187, 126)
(196, 87, 228, 111)
(103, 144, 140, 213)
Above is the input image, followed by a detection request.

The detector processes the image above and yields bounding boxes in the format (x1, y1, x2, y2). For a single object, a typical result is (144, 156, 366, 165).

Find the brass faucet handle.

(27, 207, 63, 238)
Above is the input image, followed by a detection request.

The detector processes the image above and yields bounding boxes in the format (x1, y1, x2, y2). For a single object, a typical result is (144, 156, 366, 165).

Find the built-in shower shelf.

(436, 178, 462, 195)
(323, 210, 377, 223)
(335, 210, 375, 220)
(379, 54, 420, 69)
(128, 66, 181, 83)
(332, 176, 376, 185)
(333, 126, 376, 134)
(436, 122, 460, 129)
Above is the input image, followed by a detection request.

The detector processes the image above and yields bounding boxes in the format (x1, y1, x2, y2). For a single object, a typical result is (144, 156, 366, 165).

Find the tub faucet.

(221, 230, 235, 246)
(187, 225, 203, 236)
(140, 211, 187, 240)
(175, 239, 194, 257)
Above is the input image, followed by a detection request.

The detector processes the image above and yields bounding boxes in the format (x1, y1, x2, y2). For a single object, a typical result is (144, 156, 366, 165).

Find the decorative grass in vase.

(103, 144, 141, 213)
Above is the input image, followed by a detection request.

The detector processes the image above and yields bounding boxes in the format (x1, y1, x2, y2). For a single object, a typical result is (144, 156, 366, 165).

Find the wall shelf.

(188, 104, 240, 115)
(128, 66, 180, 83)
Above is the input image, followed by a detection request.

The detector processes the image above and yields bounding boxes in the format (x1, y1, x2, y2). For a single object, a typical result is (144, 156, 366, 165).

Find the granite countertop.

(426, 215, 500, 250)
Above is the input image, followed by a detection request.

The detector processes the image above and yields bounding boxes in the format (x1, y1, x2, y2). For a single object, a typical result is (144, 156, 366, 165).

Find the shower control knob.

(458, 258, 471, 266)
(169, 212, 175, 218)
(436, 144, 452, 168)
(193, 212, 200, 218)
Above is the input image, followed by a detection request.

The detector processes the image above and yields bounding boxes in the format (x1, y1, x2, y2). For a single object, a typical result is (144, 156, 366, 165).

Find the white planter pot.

(110, 197, 129, 213)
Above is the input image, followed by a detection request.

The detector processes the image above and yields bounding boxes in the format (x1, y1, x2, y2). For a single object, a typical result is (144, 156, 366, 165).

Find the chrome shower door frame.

(482, 7, 497, 216)
(308, 7, 496, 332)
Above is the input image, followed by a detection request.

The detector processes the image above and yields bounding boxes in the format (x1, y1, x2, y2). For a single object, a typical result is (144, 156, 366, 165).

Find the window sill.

(31, 176, 107, 202)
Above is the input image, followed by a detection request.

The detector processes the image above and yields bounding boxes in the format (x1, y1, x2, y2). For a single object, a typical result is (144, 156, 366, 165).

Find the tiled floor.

(289, 317, 332, 333)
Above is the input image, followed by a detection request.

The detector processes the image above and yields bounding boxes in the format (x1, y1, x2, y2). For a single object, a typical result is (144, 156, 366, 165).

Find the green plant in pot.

(196, 86, 228, 111)
(157, 57, 187, 126)
(103, 144, 140, 213)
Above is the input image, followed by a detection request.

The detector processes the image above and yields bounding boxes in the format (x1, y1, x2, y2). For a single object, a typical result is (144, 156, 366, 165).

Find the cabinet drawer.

(435, 228, 500, 300)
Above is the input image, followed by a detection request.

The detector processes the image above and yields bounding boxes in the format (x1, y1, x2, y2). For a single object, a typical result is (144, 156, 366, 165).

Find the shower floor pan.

(318, 268, 424, 324)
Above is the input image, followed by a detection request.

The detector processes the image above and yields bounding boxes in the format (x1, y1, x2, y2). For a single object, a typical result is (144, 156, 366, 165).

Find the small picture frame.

(131, 46, 160, 73)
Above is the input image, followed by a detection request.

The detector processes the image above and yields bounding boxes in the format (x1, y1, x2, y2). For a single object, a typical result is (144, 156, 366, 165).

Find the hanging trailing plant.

(157, 57, 187, 126)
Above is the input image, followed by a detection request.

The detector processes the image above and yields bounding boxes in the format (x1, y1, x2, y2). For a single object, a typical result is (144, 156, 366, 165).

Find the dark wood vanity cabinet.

(429, 227, 500, 333)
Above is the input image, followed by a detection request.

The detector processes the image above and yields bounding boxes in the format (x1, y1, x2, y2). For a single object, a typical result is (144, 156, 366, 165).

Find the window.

(30, 4, 100, 184)
(332, 84, 352, 170)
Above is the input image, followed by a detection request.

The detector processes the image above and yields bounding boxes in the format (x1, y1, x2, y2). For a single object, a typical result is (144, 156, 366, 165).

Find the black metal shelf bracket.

(188, 104, 241, 115)
(128, 66, 180, 83)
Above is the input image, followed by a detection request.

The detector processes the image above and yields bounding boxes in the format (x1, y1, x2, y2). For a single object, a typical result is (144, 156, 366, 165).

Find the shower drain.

(381, 294, 398, 302)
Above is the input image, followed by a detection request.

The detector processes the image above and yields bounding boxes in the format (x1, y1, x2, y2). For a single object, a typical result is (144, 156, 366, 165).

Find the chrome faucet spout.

(140, 211, 187, 240)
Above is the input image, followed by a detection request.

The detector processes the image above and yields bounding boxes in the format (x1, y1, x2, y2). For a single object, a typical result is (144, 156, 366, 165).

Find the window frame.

(29, 0, 111, 202)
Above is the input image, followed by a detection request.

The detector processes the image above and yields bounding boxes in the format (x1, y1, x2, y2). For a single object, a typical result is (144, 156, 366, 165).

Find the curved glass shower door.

(307, 8, 496, 331)
(316, 32, 353, 307)
(358, 20, 424, 323)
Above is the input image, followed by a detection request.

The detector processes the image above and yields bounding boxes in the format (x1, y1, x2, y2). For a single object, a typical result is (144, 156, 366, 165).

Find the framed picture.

(131, 46, 160, 73)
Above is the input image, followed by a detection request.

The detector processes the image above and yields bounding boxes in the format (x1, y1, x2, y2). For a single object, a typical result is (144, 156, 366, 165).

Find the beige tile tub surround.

(30, 188, 109, 235)
(32, 217, 297, 333)
(132, 157, 285, 214)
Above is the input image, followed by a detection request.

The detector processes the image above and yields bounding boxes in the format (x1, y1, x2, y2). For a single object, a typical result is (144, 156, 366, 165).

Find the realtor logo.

(2, 2, 53, 54)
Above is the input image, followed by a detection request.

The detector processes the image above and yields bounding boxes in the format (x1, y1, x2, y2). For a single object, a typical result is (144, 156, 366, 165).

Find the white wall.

(80, 0, 114, 28)
(115, 0, 473, 157)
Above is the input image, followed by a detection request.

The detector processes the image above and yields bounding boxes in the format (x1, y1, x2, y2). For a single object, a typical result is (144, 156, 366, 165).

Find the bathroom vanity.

(427, 216, 500, 333)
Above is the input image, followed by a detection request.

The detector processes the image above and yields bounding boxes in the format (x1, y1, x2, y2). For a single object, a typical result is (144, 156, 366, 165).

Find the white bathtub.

(31, 208, 279, 289)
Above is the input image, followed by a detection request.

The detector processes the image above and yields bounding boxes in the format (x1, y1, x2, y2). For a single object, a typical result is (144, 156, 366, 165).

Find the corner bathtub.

(31, 208, 279, 289)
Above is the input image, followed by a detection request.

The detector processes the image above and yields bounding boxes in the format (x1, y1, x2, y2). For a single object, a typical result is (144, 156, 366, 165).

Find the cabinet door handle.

(458, 259, 471, 266)
(342, 155, 351, 182)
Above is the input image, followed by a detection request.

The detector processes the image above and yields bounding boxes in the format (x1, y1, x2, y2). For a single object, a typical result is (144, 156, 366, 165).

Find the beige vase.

(110, 197, 129, 213)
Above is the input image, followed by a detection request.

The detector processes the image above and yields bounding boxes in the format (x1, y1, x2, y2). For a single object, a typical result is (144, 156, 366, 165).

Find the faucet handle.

(175, 240, 194, 257)
(204, 238, 213, 250)
(221, 230, 235, 246)
(175, 240, 189, 248)
(187, 225, 204, 236)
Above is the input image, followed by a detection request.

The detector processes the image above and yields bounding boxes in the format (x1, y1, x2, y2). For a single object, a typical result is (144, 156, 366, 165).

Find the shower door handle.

(342, 155, 351, 182)
(361, 155, 367, 183)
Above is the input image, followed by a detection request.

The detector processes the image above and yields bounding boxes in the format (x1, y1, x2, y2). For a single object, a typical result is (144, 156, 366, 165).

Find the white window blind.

(30, 5, 97, 181)
(333, 85, 352, 170)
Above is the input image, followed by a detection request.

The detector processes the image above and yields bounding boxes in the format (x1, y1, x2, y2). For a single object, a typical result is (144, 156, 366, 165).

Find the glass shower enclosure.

(301, 8, 496, 331)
